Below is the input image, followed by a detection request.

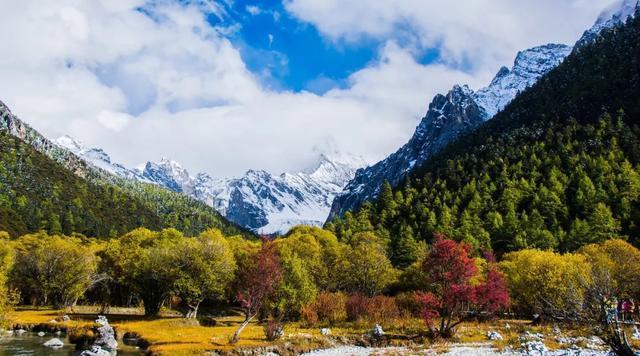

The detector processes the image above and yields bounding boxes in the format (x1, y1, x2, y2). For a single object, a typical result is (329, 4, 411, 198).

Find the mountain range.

(327, 0, 639, 222)
(54, 135, 367, 234)
(0, 102, 249, 237)
(2, 0, 636, 236)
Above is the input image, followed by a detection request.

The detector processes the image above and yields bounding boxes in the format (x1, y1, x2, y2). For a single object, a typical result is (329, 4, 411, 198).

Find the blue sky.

(208, 0, 379, 93)
(205, 0, 446, 94)
(0, 0, 619, 176)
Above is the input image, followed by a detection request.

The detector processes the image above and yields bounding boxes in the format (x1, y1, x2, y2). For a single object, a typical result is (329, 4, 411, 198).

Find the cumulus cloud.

(0, 0, 616, 177)
(284, 0, 618, 71)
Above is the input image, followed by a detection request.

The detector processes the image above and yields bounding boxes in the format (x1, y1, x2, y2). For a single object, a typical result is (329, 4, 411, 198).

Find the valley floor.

(2, 307, 636, 355)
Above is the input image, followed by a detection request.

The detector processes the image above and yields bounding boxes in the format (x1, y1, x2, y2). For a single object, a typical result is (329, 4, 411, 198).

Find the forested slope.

(327, 12, 640, 265)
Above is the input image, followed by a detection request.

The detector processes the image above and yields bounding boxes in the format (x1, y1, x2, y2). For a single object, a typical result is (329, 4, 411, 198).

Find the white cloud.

(0, 0, 617, 177)
(284, 0, 619, 71)
(245, 5, 262, 16)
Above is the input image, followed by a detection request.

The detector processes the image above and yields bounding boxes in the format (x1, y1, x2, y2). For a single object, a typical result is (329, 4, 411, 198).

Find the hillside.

(0, 104, 250, 238)
(328, 1, 637, 222)
(327, 11, 640, 265)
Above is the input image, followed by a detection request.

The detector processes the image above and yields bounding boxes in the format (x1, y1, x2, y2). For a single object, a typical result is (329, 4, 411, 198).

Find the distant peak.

(576, 0, 639, 47)
(55, 135, 85, 152)
(306, 151, 368, 173)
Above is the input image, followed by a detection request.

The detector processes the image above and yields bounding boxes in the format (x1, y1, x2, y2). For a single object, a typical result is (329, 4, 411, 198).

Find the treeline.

(0, 227, 638, 346)
(327, 12, 640, 260)
(0, 132, 248, 238)
(327, 115, 640, 263)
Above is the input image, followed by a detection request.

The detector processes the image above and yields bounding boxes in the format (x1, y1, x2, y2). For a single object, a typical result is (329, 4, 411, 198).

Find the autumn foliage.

(231, 238, 283, 343)
(419, 234, 509, 337)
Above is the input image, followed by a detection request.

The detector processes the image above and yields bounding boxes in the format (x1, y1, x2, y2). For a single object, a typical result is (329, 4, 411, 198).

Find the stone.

(92, 316, 118, 352)
(62, 315, 71, 322)
(15, 329, 26, 334)
(43, 338, 64, 348)
(521, 340, 548, 354)
(320, 328, 331, 335)
(37, 331, 45, 337)
(487, 331, 503, 340)
(80, 345, 111, 356)
(371, 324, 384, 338)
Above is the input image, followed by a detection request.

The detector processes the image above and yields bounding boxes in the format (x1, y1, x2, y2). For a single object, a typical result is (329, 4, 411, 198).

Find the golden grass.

(9, 309, 630, 355)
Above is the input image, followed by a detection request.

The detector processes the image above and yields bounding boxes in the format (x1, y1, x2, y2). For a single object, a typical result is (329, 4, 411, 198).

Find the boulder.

(37, 331, 45, 337)
(320, 328, 331, 335)
(487, 331, 503, 340)
(371, 324, 384, 338)
(43, 338, 64, 348)
(521, 340, 548, 354)
(92, 316, 118, 352)
(80, 345, 111, 356)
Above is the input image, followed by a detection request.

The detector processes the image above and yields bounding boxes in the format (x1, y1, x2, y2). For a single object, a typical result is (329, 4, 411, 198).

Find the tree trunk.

(184, 302, 201, 319)
(606, 322, 636, 356)
(231, 314, 255, 344)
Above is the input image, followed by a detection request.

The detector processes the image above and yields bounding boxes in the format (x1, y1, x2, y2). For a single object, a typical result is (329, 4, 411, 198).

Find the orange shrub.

(346, 294, 371, 321)
(368, 295, 400, 324)
(395, 291, 423, 317)
(303, 292, 347, 326)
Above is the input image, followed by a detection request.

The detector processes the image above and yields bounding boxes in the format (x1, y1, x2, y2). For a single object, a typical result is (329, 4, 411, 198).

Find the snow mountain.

(328, 1, 638, 222)
(54, 135, 149, 182)
(54, 135, 367, 234)
(140, 153, 367, 234)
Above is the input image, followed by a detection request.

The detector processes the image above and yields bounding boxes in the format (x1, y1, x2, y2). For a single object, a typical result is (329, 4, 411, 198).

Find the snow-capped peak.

(54, 135, 148, 181)
(576, 0, 639, 47)
(474, 43, 572, 118)
(55, 135, 85, 152)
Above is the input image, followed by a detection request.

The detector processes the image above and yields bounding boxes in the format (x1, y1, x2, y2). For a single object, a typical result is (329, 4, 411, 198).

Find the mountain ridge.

(54, 135, 367, 234)
(327, 0, 638, 222)
(0, 103, 249, 237)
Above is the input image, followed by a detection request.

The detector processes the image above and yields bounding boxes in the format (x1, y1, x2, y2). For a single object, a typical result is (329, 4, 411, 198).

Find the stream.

(0, 332, 141, 356)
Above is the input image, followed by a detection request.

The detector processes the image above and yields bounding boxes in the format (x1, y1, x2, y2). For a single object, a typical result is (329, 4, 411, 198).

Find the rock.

(520, 340, 548, 355)
(80, 345, 111, 356)
(520, 330, 544, 341)
(15, 329, 26, 334)
(43, 338, 64, 348)
(587, 335, 605, 346)
(487, 331, 503, 340)
(62, 315, 71, 322)
(37, 331, 45, 337)
(92, 316, 118, 352)
(320, 328, 331, 335)
(371, 324, 384, 338)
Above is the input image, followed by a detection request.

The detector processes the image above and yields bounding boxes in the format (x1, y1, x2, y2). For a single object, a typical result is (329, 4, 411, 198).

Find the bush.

(395, 292, 423, 318)
(346, 294, 370, 321)
(346, 294, 399, 323)
(264, 319, 284, 341)
(368, 295, 400, 324)
(300, 304, 318, 327)
(303, 292, 346, 326)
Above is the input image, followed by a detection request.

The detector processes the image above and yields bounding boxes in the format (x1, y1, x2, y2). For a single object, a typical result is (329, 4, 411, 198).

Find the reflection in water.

(0, 332, 141, 356)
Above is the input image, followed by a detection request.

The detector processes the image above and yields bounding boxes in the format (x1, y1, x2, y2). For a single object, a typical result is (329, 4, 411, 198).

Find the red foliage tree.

(231, 238, 282, 344)
(474, 253, 509, 315)
(419, 234, 508, 337)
